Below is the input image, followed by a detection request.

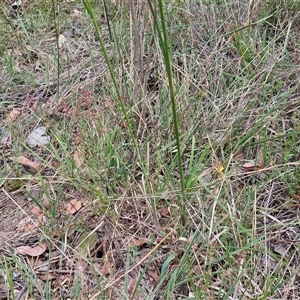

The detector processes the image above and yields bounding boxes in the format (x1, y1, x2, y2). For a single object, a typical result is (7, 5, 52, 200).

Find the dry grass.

(0, 0, 300, 299)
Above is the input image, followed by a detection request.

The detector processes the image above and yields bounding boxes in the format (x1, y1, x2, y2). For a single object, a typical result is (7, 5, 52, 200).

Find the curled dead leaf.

(161, 206, 170, 217)
(99, 264, 111, 275)
(8, 108, 21, 122)
(40, 272, 58, 281)
(73, 9, 82, 18)
(12, 156, 41, 170)
(42, 194, 51, 211)
(21, 222, 38, 232)
(148, 269, 159, 284)
(129, 238, 150, 247)
(128, 277, 136, 295)
(74, 150, 84, 168)
(65, 199, 82, 214)
(234, 150, 246, 160)
(30, 205, 46, 225)
(16, 244, 47, 257)
(242, 162, 265, 171)
(31, 206, 42, 216)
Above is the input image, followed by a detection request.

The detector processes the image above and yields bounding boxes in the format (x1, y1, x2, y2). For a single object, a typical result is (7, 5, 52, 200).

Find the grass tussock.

(0, 0, 300, 299)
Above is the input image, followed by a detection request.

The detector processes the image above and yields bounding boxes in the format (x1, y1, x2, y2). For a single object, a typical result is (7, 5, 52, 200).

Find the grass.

(0, 0, 300, 299)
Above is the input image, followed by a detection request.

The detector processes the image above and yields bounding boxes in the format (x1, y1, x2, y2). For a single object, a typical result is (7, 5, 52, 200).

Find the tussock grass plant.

(0, 0, 300, 299)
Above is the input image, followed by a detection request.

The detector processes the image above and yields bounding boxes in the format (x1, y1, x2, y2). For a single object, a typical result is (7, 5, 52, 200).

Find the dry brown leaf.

(30, 205, 46, 225)
(23, 222, 38, 231)
(31, 206, 42, 216)
(13, 156, 41, 170)
(242, 162, 265, 171)
(129, 238, 149, 247)
(34, 59, 40, 71)
(161, 206, 170, 217)
(74, 150, 84, 168)
(128, 277, 136, 295)
(8, 108, 21, 122)
(234, 150, 246, 160)
(40, 272, 58, 281)
(16, 244, 47, 256)
(65, 199, 82, 214)
(37, 214, 46, 224)
(73, 9, 82, 18)
(42, 194, 51, 210)
(99, 264, 111, 275)
(148, 269, 159, 283)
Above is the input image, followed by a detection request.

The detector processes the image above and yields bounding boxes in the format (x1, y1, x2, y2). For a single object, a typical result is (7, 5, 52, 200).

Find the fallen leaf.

(148, 269, 159, 283)
(19, 217, 39, 232)
(37, 214, 46, 224)
(170, 264, 179, 270)
(8, 108, 21, 122)
(161, 206, 170, 217)
(34, 59, 40, 71)
(73, 9, 81, 18)
(42, 194, 51, 210)
(242, 162, 265, 171)
(40, 272, 58, 281)
(30, 205, 46, 225)
(13, 156, 41, 170)
(129, 238, 149, 247)
(198, 167, 213, 183)
(234, 150, 246, 160)
(22, 222, 38, 231)
(17, 244, 47, 256)
(31, 206, 42, 216)
(65, 199, 82, 214)
(99, 264, 111, 275)
(74, 150, 84, 168)
(128, 277, 136, 295)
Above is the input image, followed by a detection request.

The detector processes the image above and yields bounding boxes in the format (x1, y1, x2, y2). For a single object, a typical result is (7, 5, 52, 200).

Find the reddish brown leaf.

(16, 244, 47, 256)
(128, 277, 136, 295)
(73, 9, 81, 18)
(37, 214, 46, 224)
(148, 269, 159, 284)
(170, 264, 179, 270)
(99, 264, 111, 275)
(21, 222, 38, 232)
(31, 206, 42, 216)
(242, 162, 265, 171)
(8, 108, 21, 122)
(40, 272, 58, 281)
(234, 150, 246, 160)
(42, 195, 51, 211)
(31, 205, 45, 225)
(65, 199, 82, 214)
(161, 206, 170, 217)
(129, 238, 149, 247)
(13, 156, 41, 170)
(34, 59, 40, 71)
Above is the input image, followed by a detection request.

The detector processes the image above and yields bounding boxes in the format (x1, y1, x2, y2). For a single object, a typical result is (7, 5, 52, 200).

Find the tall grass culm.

(82, 0, 188, 226)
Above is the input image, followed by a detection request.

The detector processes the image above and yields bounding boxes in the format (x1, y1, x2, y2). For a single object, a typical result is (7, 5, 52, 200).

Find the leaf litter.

(16, 244, 47, 257)
(1, 0, 300, 299)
